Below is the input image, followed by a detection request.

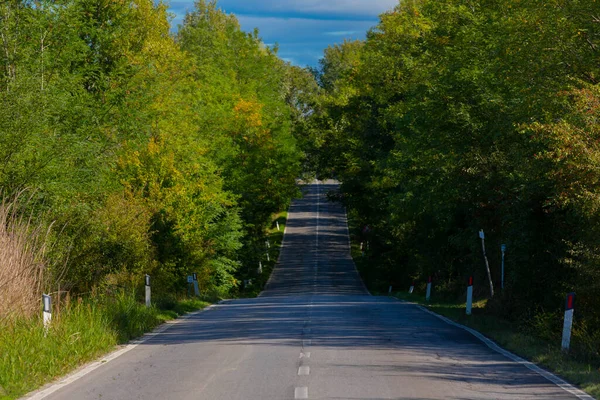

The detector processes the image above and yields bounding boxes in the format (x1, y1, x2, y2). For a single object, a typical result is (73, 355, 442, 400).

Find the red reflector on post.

(565, 292, 575, 311)
(468, 276, 473, 286)
(428, 276, 432, 283)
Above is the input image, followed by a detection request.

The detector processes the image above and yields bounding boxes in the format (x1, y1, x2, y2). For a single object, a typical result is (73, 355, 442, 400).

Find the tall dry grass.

(0, 194, 50, 321)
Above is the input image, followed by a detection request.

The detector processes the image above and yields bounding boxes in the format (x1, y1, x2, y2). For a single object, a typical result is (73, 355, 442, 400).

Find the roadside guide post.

(388, 285, 392, 295)
(276, 221, 280, 231)
(193, 273, 200, 297)
(466, 276, 474, 316)
(426, 277, 432, 302)
(408, 281, 414, 294)
(145, 275, 151, 308)
(42, 294, 52, 329)
(258, 261, 262, 274)
(562, 292, 575, 352)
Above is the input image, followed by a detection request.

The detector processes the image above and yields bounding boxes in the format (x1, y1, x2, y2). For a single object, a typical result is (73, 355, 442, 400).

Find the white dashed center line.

(295, 386, 309, 399)
(298, 366, 310, 376)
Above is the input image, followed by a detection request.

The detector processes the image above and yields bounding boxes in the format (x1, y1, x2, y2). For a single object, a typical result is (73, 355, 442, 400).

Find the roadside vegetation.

(304, 0, 600, 396)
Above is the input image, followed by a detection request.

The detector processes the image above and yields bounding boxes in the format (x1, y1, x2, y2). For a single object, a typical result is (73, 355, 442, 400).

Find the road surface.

(34, 181, 584, 400)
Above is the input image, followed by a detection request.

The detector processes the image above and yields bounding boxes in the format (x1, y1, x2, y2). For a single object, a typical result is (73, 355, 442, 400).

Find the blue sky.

(168, 0, 399, 67)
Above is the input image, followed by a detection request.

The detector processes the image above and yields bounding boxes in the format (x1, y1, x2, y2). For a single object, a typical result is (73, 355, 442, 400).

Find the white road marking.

(299, 352, 311, 359)
(416, 305, 595, 400)
(298, 366, 310, 376)
(23, 305, 218, 400)
(295, 387, 309, 399)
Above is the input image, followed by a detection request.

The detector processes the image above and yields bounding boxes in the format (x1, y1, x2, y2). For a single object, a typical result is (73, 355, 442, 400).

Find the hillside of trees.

(0, 0, 317, 319)
(306, 0, 600, 361)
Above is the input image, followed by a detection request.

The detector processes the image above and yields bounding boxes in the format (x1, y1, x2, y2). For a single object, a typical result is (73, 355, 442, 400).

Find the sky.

(167, 0, 399, 67)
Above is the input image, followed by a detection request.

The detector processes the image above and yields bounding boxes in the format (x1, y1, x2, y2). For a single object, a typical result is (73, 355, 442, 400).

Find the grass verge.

(0, 293, 209, 400)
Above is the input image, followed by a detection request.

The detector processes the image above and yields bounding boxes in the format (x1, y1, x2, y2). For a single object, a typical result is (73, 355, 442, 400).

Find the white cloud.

(325, 31, 359, 36)
(236, 15, 375, 42)
(216, 0, 399, 19)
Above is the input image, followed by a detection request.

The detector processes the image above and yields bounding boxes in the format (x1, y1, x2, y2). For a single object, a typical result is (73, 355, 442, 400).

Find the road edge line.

(414, 304, 595, 400)
(21, 303, 220, 400)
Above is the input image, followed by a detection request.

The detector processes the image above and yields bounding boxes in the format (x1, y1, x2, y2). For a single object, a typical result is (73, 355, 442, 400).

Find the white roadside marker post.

(466, 276, 474, 315)
(408, 281, 414, 294)
(426, 276, 432, 302)
(193, 273, 200, 297)
(258, 261, 262, 274)
(266, 252, 270, 262)
(388, 285, 392, 295)
(360, 242, 364, 257)
(42, 294, 52, 329)
(266, 240, 270, 249)
(562, 292, 575, 352)
(501, 244, 506, 290)
(145, 275, 151, 308)
(276, 221, 280, 231)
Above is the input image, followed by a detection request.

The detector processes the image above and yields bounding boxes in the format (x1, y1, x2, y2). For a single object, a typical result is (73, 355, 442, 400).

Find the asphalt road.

(36, 181, 583, 400)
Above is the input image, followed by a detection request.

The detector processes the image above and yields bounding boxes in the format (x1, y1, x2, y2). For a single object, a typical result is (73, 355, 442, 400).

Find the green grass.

(0, 293, 209, 400)
(381, 290, 600, 398)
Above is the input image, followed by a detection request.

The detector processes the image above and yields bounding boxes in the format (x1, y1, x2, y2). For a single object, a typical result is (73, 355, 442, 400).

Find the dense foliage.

(309, 0, 600, 358)
(0, 0, 302, 300)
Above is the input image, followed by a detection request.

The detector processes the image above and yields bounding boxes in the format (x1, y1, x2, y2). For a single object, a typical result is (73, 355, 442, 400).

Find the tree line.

(0, 0, 312, 309)
(305, 0, 600, 359)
